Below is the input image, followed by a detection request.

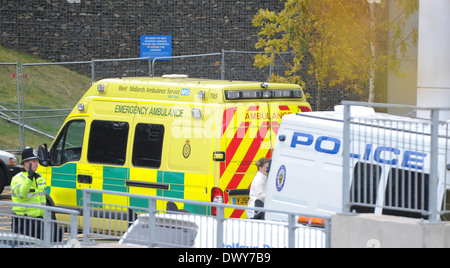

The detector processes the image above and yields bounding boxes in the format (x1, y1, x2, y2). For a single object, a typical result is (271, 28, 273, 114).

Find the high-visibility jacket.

(11, 171, 47, 217)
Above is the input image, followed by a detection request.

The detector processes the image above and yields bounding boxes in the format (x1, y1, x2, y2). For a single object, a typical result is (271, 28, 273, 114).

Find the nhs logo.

(181, 88, 190, 96)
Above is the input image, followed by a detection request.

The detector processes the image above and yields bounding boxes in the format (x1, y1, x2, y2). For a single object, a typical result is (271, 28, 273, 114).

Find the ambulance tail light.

(298, 216, 325, 227)
(210, 187, 224, 216)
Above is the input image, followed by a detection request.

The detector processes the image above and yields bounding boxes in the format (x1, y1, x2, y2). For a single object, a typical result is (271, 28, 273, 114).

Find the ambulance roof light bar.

(225, 89, 303, 100)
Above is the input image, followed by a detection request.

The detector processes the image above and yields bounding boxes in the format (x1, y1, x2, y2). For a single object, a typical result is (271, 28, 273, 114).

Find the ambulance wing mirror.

(38, 143, 50, 167)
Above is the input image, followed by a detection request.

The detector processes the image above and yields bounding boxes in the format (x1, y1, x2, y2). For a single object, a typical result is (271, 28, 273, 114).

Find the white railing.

(0, 201, 79, 248)
(82, 189, 330, 248)
(342, 101, 450, 223)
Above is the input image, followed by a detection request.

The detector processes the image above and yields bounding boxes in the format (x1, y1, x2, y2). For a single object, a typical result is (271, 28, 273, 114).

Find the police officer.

(10, 147, 47, 239)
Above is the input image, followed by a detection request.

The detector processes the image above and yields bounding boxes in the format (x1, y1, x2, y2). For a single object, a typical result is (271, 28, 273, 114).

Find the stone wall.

(0, 0, 365, 110)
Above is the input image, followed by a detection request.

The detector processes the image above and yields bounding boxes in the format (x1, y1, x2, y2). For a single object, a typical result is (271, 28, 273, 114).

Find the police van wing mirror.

(38, 143, 50, 167)
(266, 159, 272, 174)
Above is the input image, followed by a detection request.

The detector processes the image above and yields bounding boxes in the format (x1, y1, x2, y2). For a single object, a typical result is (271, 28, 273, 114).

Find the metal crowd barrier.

(0, 201, 79, 248)
(82, 189, 330, 248)
(342, 101, 450, 223)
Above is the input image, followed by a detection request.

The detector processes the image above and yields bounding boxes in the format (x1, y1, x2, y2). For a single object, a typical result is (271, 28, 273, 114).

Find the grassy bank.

(0, 46, 92, 150)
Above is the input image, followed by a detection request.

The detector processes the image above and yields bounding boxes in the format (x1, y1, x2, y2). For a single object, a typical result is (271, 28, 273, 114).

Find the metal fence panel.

(0, 201, 79, 248)
(2, 51, 298, 152)
(0, 62, 21, 151)
(82, 189, 329, 248)
(342, 101, 450, 223)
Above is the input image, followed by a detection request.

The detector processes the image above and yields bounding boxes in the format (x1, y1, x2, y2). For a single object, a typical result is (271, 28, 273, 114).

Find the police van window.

(350, 162, 382, 213)
(88, 120, 129, 165)
(383, 168, 429, 218)
(132, 123, 164, 168)
(51, 120, 86, 166)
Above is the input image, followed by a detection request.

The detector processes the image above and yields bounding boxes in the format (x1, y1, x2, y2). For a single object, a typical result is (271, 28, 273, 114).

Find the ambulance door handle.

(126, 180, 169, 190)
(213, 151, 226, 162)
(279, 135, 286, 141)
(78, 174, 93, 184)
(447, 164, 450, 171)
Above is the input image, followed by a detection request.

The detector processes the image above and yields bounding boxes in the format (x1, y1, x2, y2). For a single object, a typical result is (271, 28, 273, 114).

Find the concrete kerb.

(331, 213, 450, 248)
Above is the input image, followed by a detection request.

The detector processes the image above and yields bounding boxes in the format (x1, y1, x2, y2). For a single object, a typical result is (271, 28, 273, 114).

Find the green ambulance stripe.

(131, 170, 207, 215)
(49, 164, 207, 214)
(129, 170, 185, 210)
(103, 166, 128, 192)
(51, 163, 77, 189)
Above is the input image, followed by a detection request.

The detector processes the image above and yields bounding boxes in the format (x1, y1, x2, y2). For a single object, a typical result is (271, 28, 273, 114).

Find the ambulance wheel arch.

(0, 167, 6, 194)
(44, 193, 59, 221)
(45, 193, 56, 207)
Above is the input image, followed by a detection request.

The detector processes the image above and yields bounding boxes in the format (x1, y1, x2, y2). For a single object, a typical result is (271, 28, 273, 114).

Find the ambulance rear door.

(219, 88, 311, 218)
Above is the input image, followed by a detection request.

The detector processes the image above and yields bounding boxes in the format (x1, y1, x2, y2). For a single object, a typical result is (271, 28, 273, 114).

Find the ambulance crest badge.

(183, 139, 191, 159)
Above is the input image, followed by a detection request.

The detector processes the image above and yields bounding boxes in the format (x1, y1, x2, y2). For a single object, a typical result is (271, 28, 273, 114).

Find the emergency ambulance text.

(114, 104, 184, 118)
(290, 131, 428, 170)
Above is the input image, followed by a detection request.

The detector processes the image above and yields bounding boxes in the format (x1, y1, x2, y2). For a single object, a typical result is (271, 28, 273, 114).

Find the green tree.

(253, 0, 418, 109)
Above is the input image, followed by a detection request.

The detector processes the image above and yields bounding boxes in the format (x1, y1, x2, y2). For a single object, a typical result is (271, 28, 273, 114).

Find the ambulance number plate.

(232, 196, 249, 206)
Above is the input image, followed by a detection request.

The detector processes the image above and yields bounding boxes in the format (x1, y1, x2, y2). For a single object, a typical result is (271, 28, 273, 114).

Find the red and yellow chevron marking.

(219, 104, 309, 218)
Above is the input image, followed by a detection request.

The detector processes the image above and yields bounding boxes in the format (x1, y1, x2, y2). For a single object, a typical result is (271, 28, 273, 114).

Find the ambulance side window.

(51, 120, 86, 166)
(88, 120, 129, 165)
(132, 123, 164, 168)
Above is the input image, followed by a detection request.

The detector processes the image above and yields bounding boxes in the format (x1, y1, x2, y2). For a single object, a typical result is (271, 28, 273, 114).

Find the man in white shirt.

(247, 157, 270, 219)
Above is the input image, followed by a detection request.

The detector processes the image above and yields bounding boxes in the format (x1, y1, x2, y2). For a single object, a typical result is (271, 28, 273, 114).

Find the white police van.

(264, 106, 450, 223)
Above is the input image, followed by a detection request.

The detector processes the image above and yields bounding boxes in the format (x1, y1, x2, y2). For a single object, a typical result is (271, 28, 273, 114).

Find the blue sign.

(140, 35, 172, 60)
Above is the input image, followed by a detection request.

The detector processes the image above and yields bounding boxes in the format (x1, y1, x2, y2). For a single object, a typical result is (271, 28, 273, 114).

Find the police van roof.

(285, 106, 448, 137)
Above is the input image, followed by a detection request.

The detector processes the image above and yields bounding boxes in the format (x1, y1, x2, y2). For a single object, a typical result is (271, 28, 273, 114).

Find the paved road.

(0, 186, 12, 215)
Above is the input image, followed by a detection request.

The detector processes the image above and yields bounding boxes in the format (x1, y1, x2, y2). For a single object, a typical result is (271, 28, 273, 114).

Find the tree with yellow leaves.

(253, 0, 418, 109)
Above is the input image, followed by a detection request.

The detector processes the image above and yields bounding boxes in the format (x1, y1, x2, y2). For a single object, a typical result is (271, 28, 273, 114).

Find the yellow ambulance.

(38, 75, 311, 218)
